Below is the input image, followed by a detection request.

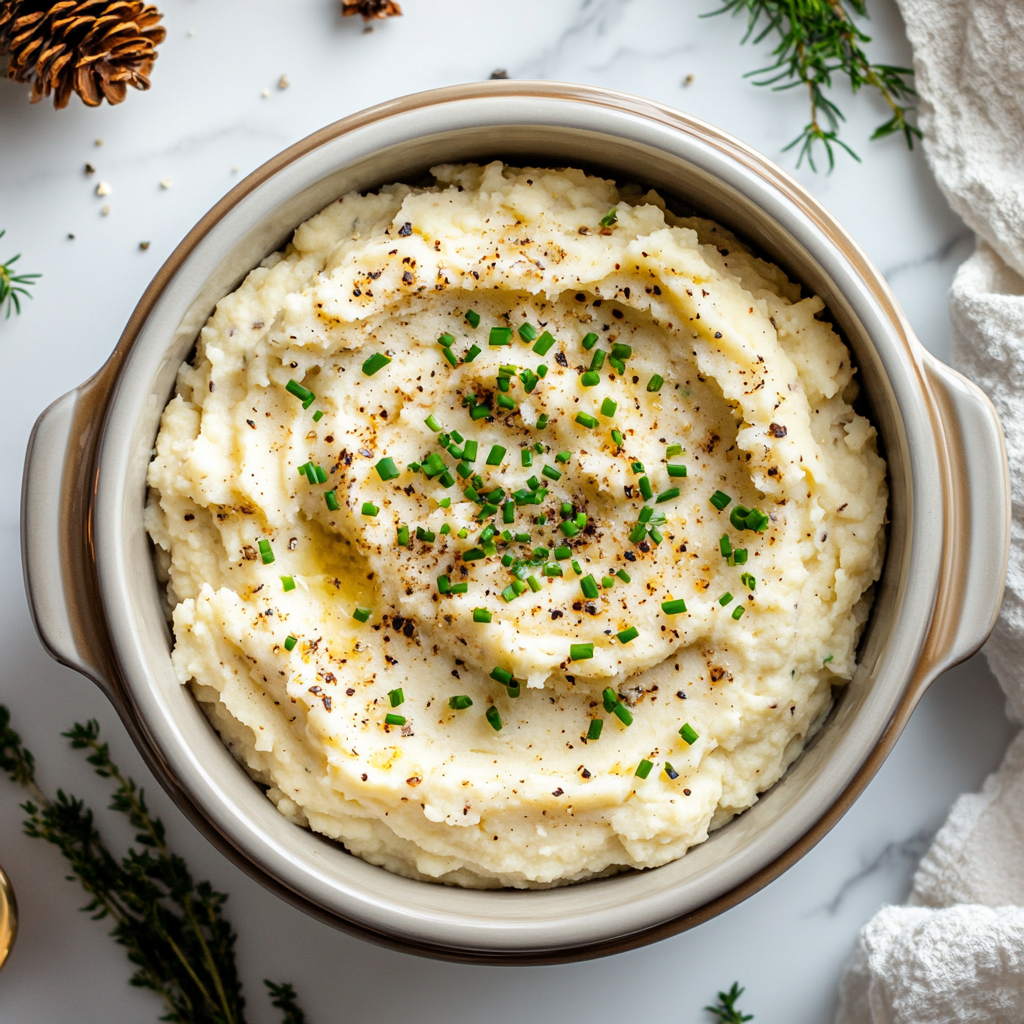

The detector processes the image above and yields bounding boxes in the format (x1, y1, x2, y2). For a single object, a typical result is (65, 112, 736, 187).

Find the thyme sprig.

(707, 0, 922, 170)
(0, 230, 41, 318)
(706, 981, 755, 1023)
(0, 705, 307, 1024)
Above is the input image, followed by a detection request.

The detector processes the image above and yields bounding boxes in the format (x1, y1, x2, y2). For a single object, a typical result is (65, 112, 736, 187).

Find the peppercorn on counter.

(146, 162, 887, 888)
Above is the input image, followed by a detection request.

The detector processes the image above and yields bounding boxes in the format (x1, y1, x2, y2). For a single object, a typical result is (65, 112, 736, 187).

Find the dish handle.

(21, 377, 118, 703)
(923, 353, 1010, 676)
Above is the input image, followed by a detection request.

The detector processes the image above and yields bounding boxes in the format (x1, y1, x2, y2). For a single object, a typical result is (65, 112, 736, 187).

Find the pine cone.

(341, 0, 401, 22)
(0, 0, 165, 109)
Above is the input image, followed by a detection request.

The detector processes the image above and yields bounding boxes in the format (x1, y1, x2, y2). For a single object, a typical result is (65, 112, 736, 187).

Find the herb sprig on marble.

(0, 705, 307, 1024)
(706, 0, 921, 170)
(706, 981, 755, 1023)
(0, 230, 41, 319)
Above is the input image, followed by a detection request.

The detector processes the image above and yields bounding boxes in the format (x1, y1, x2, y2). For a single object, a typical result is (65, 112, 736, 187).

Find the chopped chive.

(353, 607, 371, 623)
(560, 520, 580, 538)
(407, 461, 421, 473)
(437, 575, 453, 595)
(667, 443, 684, 457)
(741, 572, 757, 590)
(441, 346, 458, 367)
(521, 449, 533, 467)
(732, 548, 748, 565)
(588, 350, 606, 372)
(609, 356, 626, 375)
(664, 762, 679, 780)
(258, 539, 274, 564)
(639, 476, 653, 501)
(571, 560, 582, 577)
(542, 464, 562, 481)
(628, 523, 647, 544)
(553, 545, 570, 560)
(718, 592, 733, 606)
(324, 490, 339, 512)
(575, 512, 586, 529)
(312, 410, 324, 423)
(559, 501, 572, 519)
(720, 534, 733, 557)
(600, 397, 617, 418)
(385, 713, 406, 726)
(639, 507, 653, 525)
(416, 527, 436, 543)
(457, 527, 469, 539)
(496, 393, 516, 411)
(449, 695, 474, 712)
(286, 379, 314, 403)
(710, 490, 732, 511)
(489, 667, 513, 687)
(388, 688, 405, 708)
(581, 371, 600, 387)
(667, 464, 687, 478)
(280, 575, 295, 592)
(603, 687, 619, 711)
(679, 723, 699, 745)
(457, 461, 472, 479)
(732, 606, 745, 620)
(515, 532, 531, 543)
(488, 327, 512, 347)
(631, 461, 645, 475)
(611, 342, 632, 360)
(471, 404, 490, 420)
(438, 333, 455, 348)
(611, 429, 624, 447)
(473, 608, 492, 623)
(580, 575, 599, 599)
(537, 364, 548, 377)
(376, 457, 400, 481)
(526, 575, 542, 593)
(501, 585, 517, 603)
(617, 626, 638, 644)
(729, 505, 751, 531)
(544, 564, 562, 577)
(533, 331, 556, 356)
(655, 487, 680, 504)
(485, 445, 506, 466)
(582, 332, 599, 350)
(518, 323, 538, 342)
(511, 579, 527, 596)
(536, 413, 549, 430)
(646, 374, 664, 392)
(460, 439, 477, 463)
(425, 414, 442, 432)
(464, 344, 482, 363)
(602, 576, 615, 589)
(635, 758, 653, 779)
(586, 718, 603, 741)
(503, 502, 515, 524)
(450, 582, 468, 594)
(284, 635, 297, 651)
(362, 353, 391, 377)
(397, 524, 410, 547)
(612, 702, 633, 726)
(465, 309, 480, 328)
(361, 502, 379, 517)
(485, 706, 503, 731)
(616, 569, 631, 584)
(599, 208, 618, 227)
(575, 412, 598, 428)
(506, 681, 521, 699)
(553, 450, 570, 465)
(649, 526, 663, 545)
(570, 642, 594, 661)
(746, 507, 771, 532)
(662, 598, 687, 615)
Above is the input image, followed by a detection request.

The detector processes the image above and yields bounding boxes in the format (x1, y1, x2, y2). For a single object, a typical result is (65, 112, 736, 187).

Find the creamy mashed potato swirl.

(147, 163, 887, 888)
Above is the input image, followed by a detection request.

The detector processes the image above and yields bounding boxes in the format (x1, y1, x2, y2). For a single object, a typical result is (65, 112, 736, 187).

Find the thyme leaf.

(0, 230, 41, 318)
(0, 704, 307, 1024)
(706, 0, 922, 170)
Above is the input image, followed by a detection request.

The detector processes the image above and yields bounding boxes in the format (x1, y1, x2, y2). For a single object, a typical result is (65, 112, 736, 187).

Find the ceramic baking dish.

(21, 82, 1009, 964)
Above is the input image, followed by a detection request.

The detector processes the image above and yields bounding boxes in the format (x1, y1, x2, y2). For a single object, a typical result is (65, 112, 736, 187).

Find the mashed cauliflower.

(146, 162, 887, 888)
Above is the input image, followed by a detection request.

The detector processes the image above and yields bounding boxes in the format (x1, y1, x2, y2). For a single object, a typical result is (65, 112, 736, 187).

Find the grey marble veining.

(0, 2, 1012, 1021)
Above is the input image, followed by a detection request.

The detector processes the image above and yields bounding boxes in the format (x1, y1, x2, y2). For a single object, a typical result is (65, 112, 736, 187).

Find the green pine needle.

(0, 231, 41, 319)
(0, 704, 307, 1024)
(706, 0, 922, 170)
(706, 981, 755, 1023)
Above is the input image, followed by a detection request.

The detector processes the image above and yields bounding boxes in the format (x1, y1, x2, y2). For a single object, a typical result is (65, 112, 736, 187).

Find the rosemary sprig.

(0, 230, 41, 318)
(707, 0, 922, 170)
(706, 981, 755, 1023)
(0, 705, 307, 1024)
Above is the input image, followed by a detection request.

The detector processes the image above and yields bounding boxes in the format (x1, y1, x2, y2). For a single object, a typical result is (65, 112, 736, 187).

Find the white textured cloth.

(835, 1, 1024, 1021)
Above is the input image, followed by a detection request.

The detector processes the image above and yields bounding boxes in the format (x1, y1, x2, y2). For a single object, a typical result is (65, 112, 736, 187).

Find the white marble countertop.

(0, 1, 1013, 1021)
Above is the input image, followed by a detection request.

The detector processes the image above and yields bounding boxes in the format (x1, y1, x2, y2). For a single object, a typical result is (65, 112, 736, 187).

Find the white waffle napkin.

(835, 2, 1024, 1021)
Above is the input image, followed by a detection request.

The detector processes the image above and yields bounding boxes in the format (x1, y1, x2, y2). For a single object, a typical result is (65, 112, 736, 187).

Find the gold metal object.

(0, 860, 16, 972)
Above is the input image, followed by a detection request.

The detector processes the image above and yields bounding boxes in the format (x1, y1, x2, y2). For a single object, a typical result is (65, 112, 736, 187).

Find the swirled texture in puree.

(147, 163, 887, 888)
